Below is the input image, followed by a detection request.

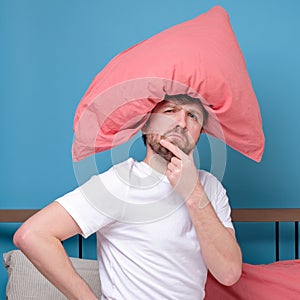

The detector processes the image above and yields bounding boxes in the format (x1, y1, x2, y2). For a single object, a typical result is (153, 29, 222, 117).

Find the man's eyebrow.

(158, 102, 178, 109)
(163, 101, 177, 107)
(158, 102, 204, 118)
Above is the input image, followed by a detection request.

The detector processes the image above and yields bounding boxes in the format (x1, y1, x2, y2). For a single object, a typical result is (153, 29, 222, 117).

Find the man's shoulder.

(97, 158, 137, 184)
(198, 169, 223, 187)
(100, 158, 135, 175)
(198, 169, 215, 180)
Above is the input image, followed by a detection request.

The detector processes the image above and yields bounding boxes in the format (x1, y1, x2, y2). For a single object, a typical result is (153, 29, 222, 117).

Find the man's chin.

(149, 142, 173, 162)
(165, 137, 185, 150)
(158, 150, 173, 162)
(146, 135, 193, 162)
(164, 138, 194, 156)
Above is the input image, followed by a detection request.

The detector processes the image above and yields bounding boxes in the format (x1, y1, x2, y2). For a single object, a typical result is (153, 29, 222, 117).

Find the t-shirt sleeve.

(200, 171, 234, 230)
(213, 181, 234, 230)
(56, 175, 116, 238)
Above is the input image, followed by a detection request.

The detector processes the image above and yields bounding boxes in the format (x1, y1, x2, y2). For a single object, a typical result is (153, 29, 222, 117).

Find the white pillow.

(3, 250, 101, 300)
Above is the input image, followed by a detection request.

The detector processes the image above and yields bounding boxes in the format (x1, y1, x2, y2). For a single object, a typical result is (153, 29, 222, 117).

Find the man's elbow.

(13, 224, 37, 251)
(219, 264, 242, 286)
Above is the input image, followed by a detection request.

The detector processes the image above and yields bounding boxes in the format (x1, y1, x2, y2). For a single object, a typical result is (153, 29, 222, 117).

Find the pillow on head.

(72, 6, 264, 162)
(204, 261, 300, 300)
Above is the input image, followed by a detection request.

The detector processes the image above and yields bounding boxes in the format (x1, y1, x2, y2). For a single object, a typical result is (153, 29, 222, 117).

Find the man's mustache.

(163, 127, 188, 142)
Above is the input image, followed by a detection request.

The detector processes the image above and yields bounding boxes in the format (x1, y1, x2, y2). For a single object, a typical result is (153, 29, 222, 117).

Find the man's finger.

(159, 139, 183, 159)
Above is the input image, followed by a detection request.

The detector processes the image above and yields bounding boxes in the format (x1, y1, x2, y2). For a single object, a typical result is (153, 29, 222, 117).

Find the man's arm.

(184, 196, 242, 286)
(160, 139, 242, 286)
(13, 201, 98, 300)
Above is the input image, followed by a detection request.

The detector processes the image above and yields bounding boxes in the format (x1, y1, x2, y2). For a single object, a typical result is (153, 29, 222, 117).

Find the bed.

(1, 208, 300, 299)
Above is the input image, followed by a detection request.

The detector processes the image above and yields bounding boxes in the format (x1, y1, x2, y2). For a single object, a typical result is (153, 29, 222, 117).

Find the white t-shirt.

(56, 158, 233, 300)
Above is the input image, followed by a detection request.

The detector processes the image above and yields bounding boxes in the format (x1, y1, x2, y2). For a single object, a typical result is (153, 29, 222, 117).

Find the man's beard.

(146, 127, 195, 162)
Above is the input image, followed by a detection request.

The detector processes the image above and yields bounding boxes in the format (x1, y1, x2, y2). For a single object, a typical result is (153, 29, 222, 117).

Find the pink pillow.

(204, 260, 300, 300)
(72, 6, 264, 162)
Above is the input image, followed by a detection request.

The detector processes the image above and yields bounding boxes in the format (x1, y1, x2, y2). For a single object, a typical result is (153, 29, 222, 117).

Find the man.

(14, 94, 242, 300)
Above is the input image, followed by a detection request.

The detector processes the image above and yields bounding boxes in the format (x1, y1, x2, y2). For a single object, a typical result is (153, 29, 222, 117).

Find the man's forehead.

(154, 98, 203, 112)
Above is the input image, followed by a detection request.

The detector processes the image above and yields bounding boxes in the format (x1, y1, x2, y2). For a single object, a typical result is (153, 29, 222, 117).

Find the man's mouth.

(165, 132, 186, 143)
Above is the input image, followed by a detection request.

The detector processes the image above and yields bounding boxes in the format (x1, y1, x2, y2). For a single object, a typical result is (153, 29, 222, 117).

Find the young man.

(14, 94, 242, 300)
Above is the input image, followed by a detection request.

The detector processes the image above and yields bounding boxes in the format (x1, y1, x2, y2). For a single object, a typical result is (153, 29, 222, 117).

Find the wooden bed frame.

(1, 208, 300, 261)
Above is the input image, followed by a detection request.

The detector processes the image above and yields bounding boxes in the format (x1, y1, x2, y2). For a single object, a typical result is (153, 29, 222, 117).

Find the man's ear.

(141, 122, 149, 135)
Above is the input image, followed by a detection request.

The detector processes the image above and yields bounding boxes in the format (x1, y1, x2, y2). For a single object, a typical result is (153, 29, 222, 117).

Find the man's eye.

(164, 109, 174, 113)
(188, 112, 197, 120)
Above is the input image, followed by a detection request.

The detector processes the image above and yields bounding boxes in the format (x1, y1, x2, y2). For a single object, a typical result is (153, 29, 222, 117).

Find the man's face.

(143, 98, 205, 161)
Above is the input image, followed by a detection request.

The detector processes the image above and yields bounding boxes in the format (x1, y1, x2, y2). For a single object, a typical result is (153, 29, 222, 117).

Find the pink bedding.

(205, 260, 300, 299)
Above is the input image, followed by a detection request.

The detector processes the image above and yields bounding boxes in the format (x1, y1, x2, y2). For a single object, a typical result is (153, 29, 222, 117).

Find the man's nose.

(175, 110, 187, 129)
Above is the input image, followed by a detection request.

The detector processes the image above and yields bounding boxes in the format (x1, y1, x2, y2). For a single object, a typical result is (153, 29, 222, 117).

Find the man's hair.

(142, 94, 208, 145)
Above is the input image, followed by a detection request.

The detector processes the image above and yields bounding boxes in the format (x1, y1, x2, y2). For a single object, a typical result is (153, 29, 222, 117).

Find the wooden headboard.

(0, 209, 39, 223)
(231, 208, 300, 261)
(2, 208, 300, 223)
(1, 208, 300, 260)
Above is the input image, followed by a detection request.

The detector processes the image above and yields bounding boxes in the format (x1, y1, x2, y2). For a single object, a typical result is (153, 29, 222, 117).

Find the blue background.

(1, 0, 300, 297)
